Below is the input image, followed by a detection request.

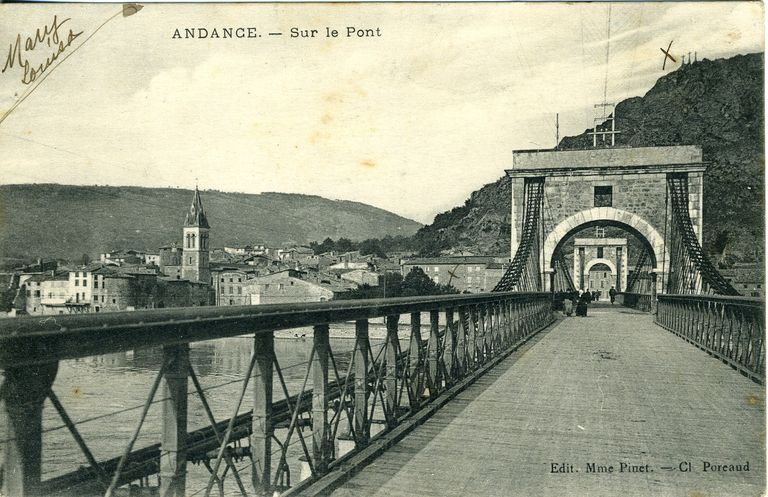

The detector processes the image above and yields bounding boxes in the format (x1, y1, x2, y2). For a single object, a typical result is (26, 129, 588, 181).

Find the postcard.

(0, 3, 764, 497)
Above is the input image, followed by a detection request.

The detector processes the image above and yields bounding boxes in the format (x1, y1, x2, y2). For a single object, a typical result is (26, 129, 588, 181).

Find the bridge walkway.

(330, 306, 765, 497)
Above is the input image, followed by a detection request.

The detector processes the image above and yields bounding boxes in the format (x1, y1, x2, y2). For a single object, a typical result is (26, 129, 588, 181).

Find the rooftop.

(25, 270, 69, 282)
(185, 187, 210, 229)
(402, 256, 498, 265)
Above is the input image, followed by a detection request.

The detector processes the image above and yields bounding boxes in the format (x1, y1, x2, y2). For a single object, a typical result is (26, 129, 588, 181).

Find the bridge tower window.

(594, 186, 613, 207)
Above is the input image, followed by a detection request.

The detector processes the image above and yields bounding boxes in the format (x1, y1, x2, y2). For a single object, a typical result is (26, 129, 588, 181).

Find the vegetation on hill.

(406, 52, 765, 264)
(0, 184, 422, 262)
(309, 236, 416, 258)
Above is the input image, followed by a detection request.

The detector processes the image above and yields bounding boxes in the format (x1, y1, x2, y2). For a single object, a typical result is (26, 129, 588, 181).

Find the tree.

(401, 267, 436, 297)
(337, 268, 458, 300)
(402, 268, 459, 297)
(359, 239, 386, 258)
(335, 237, 355, 253)
(311, 237, 337, 255)
(712, 230, 730, 267)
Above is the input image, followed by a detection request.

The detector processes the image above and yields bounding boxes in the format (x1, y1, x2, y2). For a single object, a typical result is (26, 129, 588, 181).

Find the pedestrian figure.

(563, 289, 574, 316)
(576, 289, 591, 317)
(609, 286, 617, 304)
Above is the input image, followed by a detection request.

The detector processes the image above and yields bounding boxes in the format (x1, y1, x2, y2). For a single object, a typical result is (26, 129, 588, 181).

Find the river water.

(26, 321, 411, 496)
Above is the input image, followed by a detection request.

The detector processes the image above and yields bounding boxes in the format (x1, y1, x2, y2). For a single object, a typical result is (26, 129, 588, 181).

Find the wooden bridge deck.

(330, 307, 765, 497)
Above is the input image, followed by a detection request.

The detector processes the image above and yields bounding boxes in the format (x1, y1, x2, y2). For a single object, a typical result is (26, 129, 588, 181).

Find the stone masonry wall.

(510, 171, 705, 265)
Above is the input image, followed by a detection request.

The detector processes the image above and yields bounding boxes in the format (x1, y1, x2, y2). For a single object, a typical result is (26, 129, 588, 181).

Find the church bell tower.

(182, 187, 211, 284)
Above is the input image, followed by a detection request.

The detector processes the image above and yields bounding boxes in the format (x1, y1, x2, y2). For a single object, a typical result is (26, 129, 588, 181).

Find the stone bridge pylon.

(506, 145, 706, 295)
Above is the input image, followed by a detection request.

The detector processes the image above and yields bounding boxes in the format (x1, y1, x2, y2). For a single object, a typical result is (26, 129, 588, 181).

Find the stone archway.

(542, 207, 668, 294)
(544, 207, 668, 273)
(584, 258, 617, 275)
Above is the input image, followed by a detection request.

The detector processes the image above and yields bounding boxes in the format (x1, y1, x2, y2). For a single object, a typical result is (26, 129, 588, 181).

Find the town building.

(158, 245, 183, 279)
(181, 187, 212, 284)
(277, 246, 315, 264)
(13, 263, 211, 315)
(212, 267, 261, 306)
(99, 250, 146, 265)
(339, 269, 380, 287)
(7, 189, 217, 316)
(400, 256, 507, 293)
(327, 261, 371, 271)
(721, 263, 765, 298)
(245, 270, 348, 305)
(212, 267, 356, 306)
(17, 270, 70, 315)
(573, 238, 628, 292)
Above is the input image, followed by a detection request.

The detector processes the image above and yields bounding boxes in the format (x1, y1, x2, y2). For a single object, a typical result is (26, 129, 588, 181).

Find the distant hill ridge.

(0, 184, 422, 260)
(409, 52, 764, 262)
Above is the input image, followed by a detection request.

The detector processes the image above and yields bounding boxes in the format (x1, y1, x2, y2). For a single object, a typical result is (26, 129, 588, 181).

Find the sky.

(0, 2, 763, 224)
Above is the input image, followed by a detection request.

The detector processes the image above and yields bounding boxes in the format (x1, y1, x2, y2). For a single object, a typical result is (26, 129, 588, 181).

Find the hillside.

(411, 52, 764, 263)
(0, 184, 422, 261)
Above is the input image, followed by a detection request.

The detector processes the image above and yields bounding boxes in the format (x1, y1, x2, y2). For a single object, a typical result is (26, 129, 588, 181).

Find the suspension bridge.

(0, 145, 763, 497)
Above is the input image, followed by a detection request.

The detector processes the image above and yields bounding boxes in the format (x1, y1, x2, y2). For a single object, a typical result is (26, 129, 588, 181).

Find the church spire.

(184, 186, 210, 229)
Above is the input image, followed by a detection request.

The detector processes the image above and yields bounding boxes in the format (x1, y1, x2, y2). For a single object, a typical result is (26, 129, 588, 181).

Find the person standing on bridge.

(609, 286, 617, 304)
(563, 290, 574, 316)
(576, 289, 591, 316)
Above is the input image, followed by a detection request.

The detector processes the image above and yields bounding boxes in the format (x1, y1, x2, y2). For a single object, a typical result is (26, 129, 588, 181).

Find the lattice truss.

(625, 246, 654, 294)
(666, 174, 739, 296)
(551, 251, 576, 293)
(494, 179, 546, 292)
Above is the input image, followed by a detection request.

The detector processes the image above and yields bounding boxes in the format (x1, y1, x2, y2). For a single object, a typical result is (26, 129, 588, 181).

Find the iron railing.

(616, 292, 653, 312)
(655, 294, 764, 383)
(0, 292, 555, 497)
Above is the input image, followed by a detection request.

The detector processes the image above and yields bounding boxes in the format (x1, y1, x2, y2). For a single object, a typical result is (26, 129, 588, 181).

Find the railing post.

(160, 344, 189, 497)
(468, 306, 478, 370)
(444, 308, 456, 382)
(503, 300, 513, 343)
(493, 303, 502, 351)
(714, 301, 723, 353)
(354, 319, 370, 448)
(499, 302, 507, 348)
(428, 310, 441, 395)
(486, 303, 496, 356)
(524, 300, 532, 336)
(385, 315, 400, 427)
(0, 362, 58, 497)
(478, 304, 487, 363)
(409, 312, 423, 410)
(252, 332, 274, 495)
(456, 308, 467, 377)
(503, 301, 512, 345)
(312, 324, 331, 473)
(725, 304, 735, 359)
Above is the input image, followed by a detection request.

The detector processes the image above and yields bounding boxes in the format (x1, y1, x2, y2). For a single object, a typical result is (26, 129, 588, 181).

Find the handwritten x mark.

(660, 40, 676, 70)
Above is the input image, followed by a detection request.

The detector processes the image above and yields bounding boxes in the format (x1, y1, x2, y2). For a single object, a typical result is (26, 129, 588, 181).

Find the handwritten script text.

(2, 15, 83, 85)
